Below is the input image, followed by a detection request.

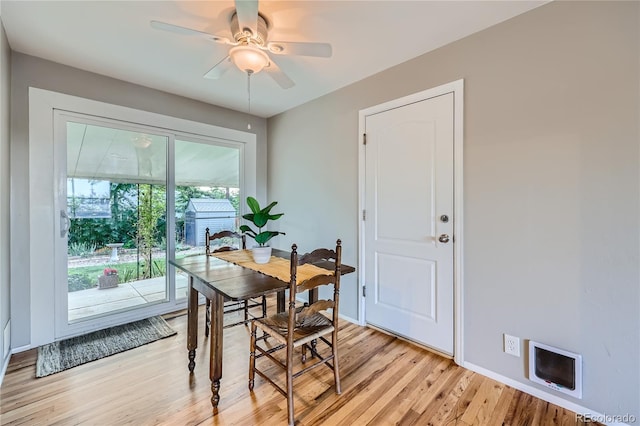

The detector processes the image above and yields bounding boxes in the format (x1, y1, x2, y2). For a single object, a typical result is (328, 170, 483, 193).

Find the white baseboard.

(11, 344, 32, 353)
(338, 312, 358, 325)
(463, 361, 632, 426)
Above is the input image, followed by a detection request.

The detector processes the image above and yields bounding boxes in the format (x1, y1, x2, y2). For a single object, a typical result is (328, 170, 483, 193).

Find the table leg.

(187, 275, 198, 372)
(308, 288, 319, 358)
(277, 290, 285, 313)
(209, 292, 224, 408)
(309, 288, 318, 306)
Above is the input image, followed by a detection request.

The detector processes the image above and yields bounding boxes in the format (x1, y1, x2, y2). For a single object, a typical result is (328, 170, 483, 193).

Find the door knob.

(438, 234, 450, 243)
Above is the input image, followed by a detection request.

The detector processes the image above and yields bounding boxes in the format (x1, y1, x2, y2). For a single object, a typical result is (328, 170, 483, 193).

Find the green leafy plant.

(240, 196, 285, 247)
(119, 266, 137, 284)
(138, 184, 165, 279)
(152, 259, 166, 277)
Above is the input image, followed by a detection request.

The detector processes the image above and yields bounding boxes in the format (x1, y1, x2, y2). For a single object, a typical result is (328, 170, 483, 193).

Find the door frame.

(357, 79, 464, 364)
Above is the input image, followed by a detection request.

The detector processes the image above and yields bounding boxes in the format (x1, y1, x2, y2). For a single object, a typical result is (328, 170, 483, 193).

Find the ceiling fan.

(150, 0, 332, 89)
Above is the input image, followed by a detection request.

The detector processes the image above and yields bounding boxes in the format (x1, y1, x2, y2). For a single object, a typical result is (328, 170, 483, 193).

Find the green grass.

(67, 255, 194, 292)
(68, 261, 136, 292)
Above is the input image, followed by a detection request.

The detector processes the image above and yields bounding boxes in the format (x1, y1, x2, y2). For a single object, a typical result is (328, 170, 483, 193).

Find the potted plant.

(98, 267, 119, 290)
(240, 196, 285, 264)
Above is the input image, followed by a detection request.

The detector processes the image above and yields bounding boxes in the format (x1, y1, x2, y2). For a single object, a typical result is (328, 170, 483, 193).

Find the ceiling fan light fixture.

(229, 45, 270, 74)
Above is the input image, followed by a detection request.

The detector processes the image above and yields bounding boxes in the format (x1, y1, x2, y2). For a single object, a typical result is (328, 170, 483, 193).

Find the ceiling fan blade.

(264, 59, 295, 89)
(204, 56, 234, 79)
(150, 20, 231, 44)
(234, 0, 259, 36)
(266, 41, 332, 58)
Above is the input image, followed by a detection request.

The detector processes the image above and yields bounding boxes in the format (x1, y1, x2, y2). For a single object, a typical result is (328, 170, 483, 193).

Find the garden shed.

(184, 198, 236, 246)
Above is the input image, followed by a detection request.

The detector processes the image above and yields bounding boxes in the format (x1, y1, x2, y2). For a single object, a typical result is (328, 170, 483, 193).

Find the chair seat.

(255, 311, 334, 348)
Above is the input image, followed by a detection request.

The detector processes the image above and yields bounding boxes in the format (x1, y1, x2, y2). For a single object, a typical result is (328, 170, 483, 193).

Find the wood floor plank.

(340, 350, 439, 425)
(362, 353, 444, 425)
(459, 377, 502, 424)
(540, 401, 564, 426)
(301, 340, 416, 425)
(0, 296, 599, 426)
(407, 360, 468, 417)
(510, 391, 538, 426)
(412, 365, 467, 424)
(428, 368, 475, 425)
(486, 384, 518, 426)
(470, 380, 505, 425)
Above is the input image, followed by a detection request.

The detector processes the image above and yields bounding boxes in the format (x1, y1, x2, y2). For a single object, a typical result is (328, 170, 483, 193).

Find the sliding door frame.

(29, 88, 257, 345)
(53, 111, 178, 337)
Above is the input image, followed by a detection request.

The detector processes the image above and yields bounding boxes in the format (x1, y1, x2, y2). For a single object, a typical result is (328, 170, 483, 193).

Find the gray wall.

(268, 1, 639, 418)
(0, 14, 11, 368)
(9, 53, 267, 348)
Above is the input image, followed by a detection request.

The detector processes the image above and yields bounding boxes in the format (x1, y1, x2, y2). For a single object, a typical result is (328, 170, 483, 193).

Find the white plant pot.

(251, 246, 272, 264)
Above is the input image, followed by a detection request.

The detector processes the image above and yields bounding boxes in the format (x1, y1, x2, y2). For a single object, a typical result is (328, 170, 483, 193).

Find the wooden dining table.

(170, 249, 355, 409)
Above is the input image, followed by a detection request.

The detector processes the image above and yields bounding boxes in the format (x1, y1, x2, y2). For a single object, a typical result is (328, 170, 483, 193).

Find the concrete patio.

(68, 274, 189, 321)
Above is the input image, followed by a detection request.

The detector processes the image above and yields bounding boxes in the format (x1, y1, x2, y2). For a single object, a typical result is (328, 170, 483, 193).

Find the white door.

(364, 92, 454, 355)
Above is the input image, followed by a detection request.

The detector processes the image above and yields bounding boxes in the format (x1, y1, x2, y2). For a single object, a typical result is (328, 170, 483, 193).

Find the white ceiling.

(1, 1, 546, 118)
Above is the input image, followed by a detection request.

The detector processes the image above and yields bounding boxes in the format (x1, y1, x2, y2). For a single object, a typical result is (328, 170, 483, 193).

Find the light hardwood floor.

(1, 298, 594, 425)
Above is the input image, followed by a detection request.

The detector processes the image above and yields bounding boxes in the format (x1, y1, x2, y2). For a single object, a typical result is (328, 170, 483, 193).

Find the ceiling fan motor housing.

(231, 12, 268, 46)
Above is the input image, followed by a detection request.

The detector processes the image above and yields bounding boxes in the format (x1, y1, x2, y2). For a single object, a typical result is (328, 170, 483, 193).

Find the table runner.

(210, 249, 332, 284)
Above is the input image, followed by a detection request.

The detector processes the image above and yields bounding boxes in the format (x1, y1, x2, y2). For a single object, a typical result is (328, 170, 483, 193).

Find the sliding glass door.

(54, 112, 242, 337)
(173, 138, 241, 300)
(57, 115, 171, 331)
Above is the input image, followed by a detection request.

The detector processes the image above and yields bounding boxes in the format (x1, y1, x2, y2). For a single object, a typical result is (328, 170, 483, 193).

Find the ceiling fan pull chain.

(247, 71, 252, 130)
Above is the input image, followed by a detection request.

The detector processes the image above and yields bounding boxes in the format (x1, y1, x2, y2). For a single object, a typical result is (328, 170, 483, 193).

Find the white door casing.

(358, 80, 463, 359)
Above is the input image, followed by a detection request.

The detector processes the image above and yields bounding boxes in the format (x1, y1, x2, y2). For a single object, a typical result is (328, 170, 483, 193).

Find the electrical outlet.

(504, 334, 520, 357)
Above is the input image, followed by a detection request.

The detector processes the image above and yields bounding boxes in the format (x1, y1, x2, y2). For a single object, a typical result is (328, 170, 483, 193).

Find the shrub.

(68, 241, 97, 257)
(67, 273, 95, 292)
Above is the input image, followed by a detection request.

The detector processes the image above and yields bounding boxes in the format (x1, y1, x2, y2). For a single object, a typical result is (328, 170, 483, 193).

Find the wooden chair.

(248, 240, 342, 426)
(204, 228, 266, 335)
